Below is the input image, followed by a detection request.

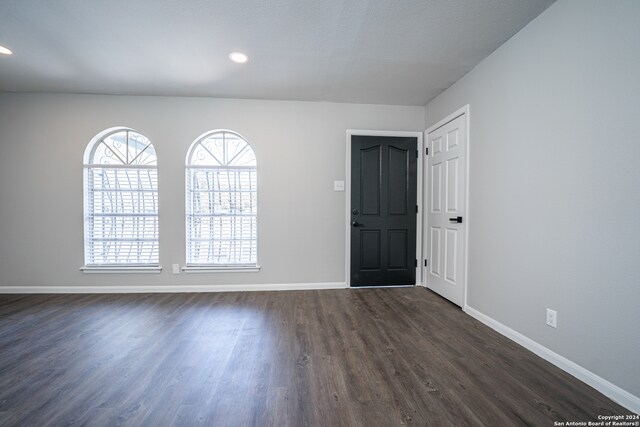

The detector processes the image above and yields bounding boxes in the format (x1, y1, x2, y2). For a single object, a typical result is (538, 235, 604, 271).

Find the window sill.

(80, 266, 163, 274)
(182, 265, 261, 273)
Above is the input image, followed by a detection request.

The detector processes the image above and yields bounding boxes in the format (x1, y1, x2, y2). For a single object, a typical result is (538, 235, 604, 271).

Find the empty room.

(0, 0, 638, 425)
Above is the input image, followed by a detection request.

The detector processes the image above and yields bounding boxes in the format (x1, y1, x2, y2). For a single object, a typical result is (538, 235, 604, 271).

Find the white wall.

(426, 0, 640, 399)
(0, 93, 424, 288)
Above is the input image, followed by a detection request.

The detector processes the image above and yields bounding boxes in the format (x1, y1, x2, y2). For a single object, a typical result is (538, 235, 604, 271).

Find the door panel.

(446, 157, 459, 211)
(432, 136, 443, 155)
(446, 128, 459, 150)
(360, 230, 381, 270)
(445, 227, 458, 283)
(388, 146, 408, 215)
(388, 229, 408, 270)
(430, 226, 441, 277)
(360, 146, 381, 216)
(351, 135, 417, 287)
(431, 162, 442, 212)
(425, 114, 467, 306)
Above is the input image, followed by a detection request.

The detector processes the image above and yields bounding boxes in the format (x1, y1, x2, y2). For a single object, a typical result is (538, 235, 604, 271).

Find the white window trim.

(181, 265, 261, 273)
(80, 265, 163, 273)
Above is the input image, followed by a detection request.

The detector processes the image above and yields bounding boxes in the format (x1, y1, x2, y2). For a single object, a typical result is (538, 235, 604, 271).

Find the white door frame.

(423, 105, 470, 309)
(345, 130, 424, 287)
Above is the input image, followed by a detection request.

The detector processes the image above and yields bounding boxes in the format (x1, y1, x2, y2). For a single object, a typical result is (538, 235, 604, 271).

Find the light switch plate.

(546, 308, 557, 328)
(334, 180, 345, 192)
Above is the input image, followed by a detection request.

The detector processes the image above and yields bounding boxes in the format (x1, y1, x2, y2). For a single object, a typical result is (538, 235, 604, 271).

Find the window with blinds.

(186, 130, 257, 267)
(83, 128, 159, 267)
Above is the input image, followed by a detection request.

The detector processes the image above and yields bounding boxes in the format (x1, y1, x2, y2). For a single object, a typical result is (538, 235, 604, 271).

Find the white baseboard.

(464, 305, 640, 414)
(0, 282, 348, 294)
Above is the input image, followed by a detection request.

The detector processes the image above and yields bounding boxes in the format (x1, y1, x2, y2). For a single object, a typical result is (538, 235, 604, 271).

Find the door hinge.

(416, 150, 419, 158)
(415, 205, 418, 213)
(424, 259, 428, 267)
(425, 147, 429, 155)
(415, 259, 418, 267)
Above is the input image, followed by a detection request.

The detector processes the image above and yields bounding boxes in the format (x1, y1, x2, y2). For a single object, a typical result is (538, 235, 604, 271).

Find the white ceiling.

(0, 0, 554, 106)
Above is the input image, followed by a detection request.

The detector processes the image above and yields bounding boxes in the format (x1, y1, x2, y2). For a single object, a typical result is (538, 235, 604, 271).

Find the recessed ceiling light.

(0, 45, 13, 55)
(229, 52, 248, 64)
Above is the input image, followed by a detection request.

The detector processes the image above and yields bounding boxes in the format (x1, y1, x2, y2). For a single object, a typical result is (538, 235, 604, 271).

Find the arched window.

(83, 128, 159, 267)
(186, 130, 257, 267)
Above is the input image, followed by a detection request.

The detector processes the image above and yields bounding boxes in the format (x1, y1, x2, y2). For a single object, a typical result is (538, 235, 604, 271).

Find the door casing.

(345, 130, 424, 287)
(423, 105, 470, 309)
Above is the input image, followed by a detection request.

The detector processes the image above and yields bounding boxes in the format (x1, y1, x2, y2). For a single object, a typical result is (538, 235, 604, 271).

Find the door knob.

(352, 221, 361, 227)
(449, 216, 463, 223)
(352, 209, 358, 215)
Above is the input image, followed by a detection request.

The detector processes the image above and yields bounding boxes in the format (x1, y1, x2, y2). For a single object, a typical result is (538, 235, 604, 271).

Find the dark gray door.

(351, 135, 417, 287)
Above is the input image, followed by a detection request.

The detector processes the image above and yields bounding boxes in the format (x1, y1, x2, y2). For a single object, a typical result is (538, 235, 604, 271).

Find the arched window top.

(186, 130, 255, 167)
(85, 127, 157, 166)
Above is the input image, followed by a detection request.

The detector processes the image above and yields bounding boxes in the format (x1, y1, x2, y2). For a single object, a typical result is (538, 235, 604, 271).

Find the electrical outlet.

(334, 180, 345, 192)
(546, 308, 557, 328)
(172, 264, 181, 275)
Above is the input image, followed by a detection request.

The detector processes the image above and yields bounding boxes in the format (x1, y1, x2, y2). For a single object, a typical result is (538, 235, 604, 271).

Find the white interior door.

(425, 113, 467, 307)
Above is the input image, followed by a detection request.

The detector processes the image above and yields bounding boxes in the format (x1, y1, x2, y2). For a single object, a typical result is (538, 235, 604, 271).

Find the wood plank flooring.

(0, 288, 630, 426)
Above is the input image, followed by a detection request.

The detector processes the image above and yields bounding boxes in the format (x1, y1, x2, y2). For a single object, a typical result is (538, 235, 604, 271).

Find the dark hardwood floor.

(0, 288, 630, 426)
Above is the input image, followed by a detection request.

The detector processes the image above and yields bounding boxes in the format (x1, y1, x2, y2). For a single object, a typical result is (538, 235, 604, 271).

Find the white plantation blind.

(84, 129, 159, 266)
(186, 131, 257, 266)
